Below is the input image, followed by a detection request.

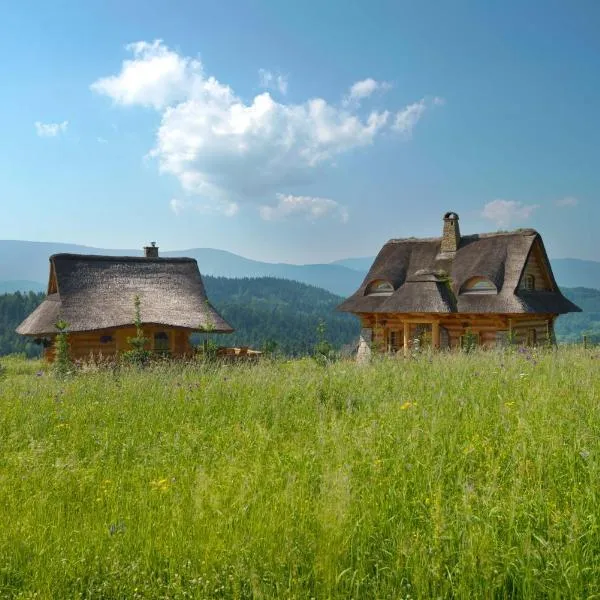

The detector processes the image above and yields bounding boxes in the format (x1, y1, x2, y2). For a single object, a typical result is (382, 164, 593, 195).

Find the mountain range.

(1, 240, 600, 297)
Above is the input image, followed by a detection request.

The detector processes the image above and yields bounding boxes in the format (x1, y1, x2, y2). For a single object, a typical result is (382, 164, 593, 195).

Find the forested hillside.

(2, 281, 598, 358)
(0, 278, 359, 357)
(556, 287, 600, 343)
(202, 277, 359, 355)
(0, 291, 45, 357)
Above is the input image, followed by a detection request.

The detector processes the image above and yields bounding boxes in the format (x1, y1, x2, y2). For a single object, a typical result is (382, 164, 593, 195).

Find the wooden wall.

(43, 324, 196, 362)
(519, 240, 553, 291)
(359, 312, 556, 353)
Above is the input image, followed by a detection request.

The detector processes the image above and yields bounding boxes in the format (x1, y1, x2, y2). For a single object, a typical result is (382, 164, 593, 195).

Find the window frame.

(459, 276, 497, 295)
(153, 331, 171, 353)
(365, 280, 394, 297)
(523, 274, 535, 291)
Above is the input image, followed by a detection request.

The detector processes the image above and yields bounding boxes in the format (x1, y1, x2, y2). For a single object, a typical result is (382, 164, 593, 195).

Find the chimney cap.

(143, 242, 159, 258)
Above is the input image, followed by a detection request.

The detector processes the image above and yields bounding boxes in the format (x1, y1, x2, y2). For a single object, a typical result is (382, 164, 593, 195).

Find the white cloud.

(97, 137, 108, 144)
(35, 120, 68, 137)
(92, 40, 440, 214)
(260, 193, 348, 222)
(90, 40, 205, 109)
(555, 196, 578, 207)
(481, 200, 540, 227)
(344, 78, 391, 106)
(169, 198, 187, 215)
(258, 69, 288, 95)
(393, 99, 427, 136)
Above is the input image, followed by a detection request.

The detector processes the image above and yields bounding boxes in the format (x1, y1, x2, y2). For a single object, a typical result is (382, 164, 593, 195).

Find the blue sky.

(1, 0, 599, 263)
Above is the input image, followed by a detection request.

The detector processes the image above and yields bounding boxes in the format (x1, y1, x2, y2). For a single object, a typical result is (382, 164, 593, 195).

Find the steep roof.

(338, 229, 580, 315)
(17, 253, 233, 335)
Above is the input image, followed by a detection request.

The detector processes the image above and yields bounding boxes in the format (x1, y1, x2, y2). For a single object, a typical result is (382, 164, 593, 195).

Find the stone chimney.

(144, 242, 159, 258)
(440, 212, 460, 254)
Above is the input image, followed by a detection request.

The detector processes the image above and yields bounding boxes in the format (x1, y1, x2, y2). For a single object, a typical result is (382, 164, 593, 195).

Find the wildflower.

(150, 478, 170, 492)
(400, 401, 415, 410)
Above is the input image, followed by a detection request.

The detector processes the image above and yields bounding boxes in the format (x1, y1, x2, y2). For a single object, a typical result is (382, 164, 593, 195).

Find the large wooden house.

(338, 213, 580, 358)
(16, 244, 233, 361)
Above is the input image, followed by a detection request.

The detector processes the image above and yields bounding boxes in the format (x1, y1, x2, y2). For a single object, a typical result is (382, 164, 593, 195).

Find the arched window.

(154, 331, 170, 353)
(523, 274, 535, 291)
(460, 277, 497, 294)
(365, 280, 394, 296)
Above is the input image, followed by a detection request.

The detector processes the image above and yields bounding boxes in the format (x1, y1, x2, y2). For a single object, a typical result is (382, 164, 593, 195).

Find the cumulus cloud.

(555, 196, 578, 207)
(90, 40, 205, 109)
(92, 40, 440, 217)
(481, 200, 540, 227)
(344, 78, 391, 105)
(258, 69, 288, 95)
(259, 193, 348, 222)
(35, 120, 68, 137)
(97, 137, 108, 144)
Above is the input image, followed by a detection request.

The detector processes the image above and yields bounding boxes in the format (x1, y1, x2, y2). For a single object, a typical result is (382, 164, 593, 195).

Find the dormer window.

(523, 274, 535, 291)
(366, 280, 394, 296)
(460, 277, 497, 295)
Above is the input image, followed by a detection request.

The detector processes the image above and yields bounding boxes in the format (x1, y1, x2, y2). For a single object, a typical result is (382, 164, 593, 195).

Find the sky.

(1, 0, 599, 263)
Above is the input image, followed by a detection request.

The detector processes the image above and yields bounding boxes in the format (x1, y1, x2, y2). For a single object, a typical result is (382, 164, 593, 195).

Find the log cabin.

(337, 212, 580, 359)
(16, 244, 233, 361)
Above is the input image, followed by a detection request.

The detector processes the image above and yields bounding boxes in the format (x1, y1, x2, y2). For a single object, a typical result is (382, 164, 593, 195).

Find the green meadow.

(1, 348, 599, 599)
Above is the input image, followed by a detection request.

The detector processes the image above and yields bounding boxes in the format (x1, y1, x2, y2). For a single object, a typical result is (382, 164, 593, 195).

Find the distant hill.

(549, 259, 600, 291)
(556, 287, 600, 343)
(0, 281, 45, 294)
(330, 257, 374, 272)
(1, 240, 599, 298)
(0, 241, 362, 297)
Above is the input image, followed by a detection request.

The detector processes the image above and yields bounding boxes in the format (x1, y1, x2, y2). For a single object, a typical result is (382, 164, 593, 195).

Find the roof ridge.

(386, 228, 539, 244)
(50, 253, 196, 263)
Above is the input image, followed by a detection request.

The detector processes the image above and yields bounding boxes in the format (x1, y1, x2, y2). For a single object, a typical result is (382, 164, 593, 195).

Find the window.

(388, 330, 400, 352)
(366, 280, 394, 296)
(154, 331, 170, 353)
(100, 335, 113, 344)
(523, 275, 535, 291)
(460, 277, 497, 294)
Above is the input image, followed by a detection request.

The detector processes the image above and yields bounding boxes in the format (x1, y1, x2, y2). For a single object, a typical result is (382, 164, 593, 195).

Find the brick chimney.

(144, 242, 159, 258)
(440, 212, 460, 254)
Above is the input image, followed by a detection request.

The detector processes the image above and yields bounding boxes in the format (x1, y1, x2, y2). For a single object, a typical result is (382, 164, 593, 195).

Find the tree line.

(1, 281, 598, 358)
(0, 278, 360, 358)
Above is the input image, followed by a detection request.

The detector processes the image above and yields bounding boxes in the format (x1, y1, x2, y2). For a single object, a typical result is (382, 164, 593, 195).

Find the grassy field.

(0, 348, 599, 599)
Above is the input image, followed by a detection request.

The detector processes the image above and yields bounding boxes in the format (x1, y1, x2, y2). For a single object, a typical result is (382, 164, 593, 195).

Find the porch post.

(403, 321, 410, 358)
(432, 320, 440, 350)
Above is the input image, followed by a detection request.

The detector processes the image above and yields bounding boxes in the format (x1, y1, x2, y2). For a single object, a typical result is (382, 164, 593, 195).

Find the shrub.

(53, 319, 73, 377)
(123, 295, 152, 366)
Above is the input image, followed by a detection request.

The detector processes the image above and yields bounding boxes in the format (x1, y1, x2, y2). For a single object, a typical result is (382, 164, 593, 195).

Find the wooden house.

(338, 213, 580, 358)
(16, 244, 233, 361)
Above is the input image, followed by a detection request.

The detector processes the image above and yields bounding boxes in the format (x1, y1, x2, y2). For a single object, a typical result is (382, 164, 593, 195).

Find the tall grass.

(0, 348, 599, 598)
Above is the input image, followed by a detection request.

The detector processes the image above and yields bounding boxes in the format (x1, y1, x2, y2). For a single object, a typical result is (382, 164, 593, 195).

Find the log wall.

(42, 325, 196, 362)
(358, 312, 556, 355)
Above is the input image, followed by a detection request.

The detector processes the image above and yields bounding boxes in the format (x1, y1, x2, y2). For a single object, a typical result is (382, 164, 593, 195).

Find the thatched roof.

(338, 228, 580, 315)
(17, 253, 233, 336)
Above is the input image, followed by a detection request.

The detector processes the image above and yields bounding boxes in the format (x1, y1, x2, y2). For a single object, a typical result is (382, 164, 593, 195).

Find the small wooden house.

(338, 213, 580, 358)
(16, 244, 233, 361)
